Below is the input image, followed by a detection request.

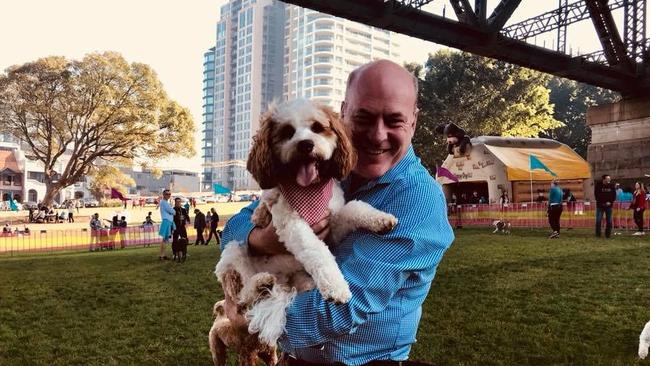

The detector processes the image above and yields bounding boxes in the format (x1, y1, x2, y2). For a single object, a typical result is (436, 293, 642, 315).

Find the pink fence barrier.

(0, 224, 209, 256)
(447, 201, 644, 230)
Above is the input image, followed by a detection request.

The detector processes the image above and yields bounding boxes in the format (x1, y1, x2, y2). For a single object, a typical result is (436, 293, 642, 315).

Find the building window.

(28, 189, 37, 202)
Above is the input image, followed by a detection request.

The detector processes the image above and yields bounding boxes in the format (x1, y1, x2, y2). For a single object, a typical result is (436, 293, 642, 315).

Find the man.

(193, 208, 206, 245)
(469, 190, 480, 204)
(205, 207, 220, 245)
(158, 189, 174, 260)
(547, 180, 563, 239)
(222, 60, 454, 365)
(595, 174, 616, 238)
(535, 189, 546, 202)
(172, 197, 190, 262)
(89, 213, 103, 251)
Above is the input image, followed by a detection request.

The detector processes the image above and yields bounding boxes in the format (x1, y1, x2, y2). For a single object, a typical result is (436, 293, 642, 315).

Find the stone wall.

(587, 96, 650, 186)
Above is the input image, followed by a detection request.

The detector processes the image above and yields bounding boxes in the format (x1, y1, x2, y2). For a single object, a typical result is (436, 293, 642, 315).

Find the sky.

(0, 0, 636, 173)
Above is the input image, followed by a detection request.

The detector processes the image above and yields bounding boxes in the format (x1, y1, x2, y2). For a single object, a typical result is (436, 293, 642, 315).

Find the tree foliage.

(87, 166, 136, 201)
(412, 50, 562, 170)
(542, 77, 619, 158)
(0, 52, 195, 205)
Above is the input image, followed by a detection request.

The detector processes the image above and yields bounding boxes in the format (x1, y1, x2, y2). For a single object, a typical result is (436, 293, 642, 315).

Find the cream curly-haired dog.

(639, 321, 650, 359)
(213, 99, 398, 354)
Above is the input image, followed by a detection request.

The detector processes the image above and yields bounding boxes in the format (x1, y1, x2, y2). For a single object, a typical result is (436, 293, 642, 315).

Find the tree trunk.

(41, 184, 62, 207)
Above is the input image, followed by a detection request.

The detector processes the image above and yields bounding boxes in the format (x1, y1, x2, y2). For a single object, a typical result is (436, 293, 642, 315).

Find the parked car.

(82, 198, 99, 208)
(145, 197, 157, 206)
(22, 201, 38, 210)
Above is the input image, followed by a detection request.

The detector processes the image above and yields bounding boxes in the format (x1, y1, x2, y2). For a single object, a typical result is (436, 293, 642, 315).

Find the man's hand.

(248, 210, 331, 255)
(312, 212, 331, 241)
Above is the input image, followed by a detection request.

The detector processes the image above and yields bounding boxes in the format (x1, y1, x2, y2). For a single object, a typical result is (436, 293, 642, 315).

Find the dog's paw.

(368, 213, 398, 235)
(319, 282, 352, 304)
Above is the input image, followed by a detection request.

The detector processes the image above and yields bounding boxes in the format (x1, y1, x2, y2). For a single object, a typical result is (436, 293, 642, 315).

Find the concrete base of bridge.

(587, 96, 650, 187)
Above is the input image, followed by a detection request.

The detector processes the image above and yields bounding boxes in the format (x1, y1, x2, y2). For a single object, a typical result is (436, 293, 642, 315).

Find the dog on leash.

(212, 99, 398, 360)
(492, 219, 511, 234)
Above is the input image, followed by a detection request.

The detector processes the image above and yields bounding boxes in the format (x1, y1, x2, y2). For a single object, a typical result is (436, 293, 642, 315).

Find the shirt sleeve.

(283, 180, 454, 349)
(220, 200, 259, 251)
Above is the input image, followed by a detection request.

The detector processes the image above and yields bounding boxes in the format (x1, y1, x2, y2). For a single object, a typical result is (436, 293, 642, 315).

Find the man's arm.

(220, 201, 260, 251)
(282, 182, 454, 349)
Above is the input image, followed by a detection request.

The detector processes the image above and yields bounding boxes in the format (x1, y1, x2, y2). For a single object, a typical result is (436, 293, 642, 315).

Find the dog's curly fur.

(213, 99, 398, 355)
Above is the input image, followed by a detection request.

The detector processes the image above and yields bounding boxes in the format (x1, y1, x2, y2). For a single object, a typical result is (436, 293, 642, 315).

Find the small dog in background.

(492, 219, 511, 234)
(639, 321, 650, 359)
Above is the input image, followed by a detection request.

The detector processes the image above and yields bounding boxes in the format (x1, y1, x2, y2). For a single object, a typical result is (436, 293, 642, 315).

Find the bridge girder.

(281, 0, 649, 96)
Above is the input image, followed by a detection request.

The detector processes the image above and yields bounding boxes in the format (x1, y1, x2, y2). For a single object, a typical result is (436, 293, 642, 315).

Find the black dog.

(172, 236, 189, 263)
(435, 122, 472, 156)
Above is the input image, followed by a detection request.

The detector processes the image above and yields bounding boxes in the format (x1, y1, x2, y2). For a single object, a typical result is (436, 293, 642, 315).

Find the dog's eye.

(279, 125, 295, 140)
(311, 122, 325, 133)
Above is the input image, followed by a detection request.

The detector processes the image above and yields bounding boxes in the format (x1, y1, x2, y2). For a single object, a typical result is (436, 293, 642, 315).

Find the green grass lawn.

(1, 229, 650, 365)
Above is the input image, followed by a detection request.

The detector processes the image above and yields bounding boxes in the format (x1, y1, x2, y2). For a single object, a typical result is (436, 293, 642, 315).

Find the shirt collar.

(342, 145, 417, 196)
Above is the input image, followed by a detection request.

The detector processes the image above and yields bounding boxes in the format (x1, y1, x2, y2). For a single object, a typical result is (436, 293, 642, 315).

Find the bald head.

(344, 60, 418, 110)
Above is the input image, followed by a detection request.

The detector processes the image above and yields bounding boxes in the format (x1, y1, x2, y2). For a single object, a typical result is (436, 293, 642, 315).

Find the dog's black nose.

(298, 140, 314, 154)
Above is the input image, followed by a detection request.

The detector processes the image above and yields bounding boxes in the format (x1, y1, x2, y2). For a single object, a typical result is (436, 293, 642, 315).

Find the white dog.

(639, 321, 650, 359)
(214, 99, 397, 349)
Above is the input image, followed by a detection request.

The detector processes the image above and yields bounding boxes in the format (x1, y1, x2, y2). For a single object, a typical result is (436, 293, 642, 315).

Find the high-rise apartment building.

(283, 6, 401, 110)
(202, 0, 285, 191)
(202, 2, 401, 191)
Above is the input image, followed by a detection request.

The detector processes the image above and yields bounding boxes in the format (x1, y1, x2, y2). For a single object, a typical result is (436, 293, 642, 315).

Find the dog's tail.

(639, 321, 650, 359)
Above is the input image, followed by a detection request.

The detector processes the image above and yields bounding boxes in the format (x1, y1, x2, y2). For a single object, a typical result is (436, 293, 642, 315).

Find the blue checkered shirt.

(221, 146, 454, 365)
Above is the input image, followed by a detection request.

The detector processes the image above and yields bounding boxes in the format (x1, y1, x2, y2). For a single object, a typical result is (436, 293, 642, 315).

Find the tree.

(542, 77, 619, 158)
(0, 52, 195, 205)
(413, 50, 562, 170)
(87, 165, 136, 201)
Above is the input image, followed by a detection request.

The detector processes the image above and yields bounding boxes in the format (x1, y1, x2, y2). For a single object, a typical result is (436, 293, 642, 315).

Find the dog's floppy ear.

(321, 105, 356, 180)
(247, 106, 278, 189)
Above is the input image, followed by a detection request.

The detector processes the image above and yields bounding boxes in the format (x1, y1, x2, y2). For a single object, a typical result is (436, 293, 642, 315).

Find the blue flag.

(529, 154, 557, 176)
(213, 183, 232, 194)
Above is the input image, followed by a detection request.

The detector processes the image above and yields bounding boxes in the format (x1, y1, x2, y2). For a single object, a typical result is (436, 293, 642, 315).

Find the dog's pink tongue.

(296, 162, 318, 187)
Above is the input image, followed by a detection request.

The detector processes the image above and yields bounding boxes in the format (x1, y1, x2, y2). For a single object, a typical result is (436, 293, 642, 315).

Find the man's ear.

(411, 107, 419, 129)
(340, 101, 346, 120)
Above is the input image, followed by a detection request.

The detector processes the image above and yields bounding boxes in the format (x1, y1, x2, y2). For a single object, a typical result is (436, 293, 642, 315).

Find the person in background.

(89, 213, 103, 251)
(143, 212, 155, 226)
(205, 207, 220, 245)
(615, 183, 624, 202)
(595, 174, 617, 238)
(158, 189, 174, 260)
(632, 181, 646, 236)
(469, 191, 480, 204)
(118, 215, 128, 249)
(535, 189, 546, 202)
(548, 180, 563, 239)
(193, 208, 206, 245)
(499, 191, 510, 206)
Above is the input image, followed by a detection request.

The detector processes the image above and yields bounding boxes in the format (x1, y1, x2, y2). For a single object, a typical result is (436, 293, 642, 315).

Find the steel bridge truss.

(281, 0, 649, 96)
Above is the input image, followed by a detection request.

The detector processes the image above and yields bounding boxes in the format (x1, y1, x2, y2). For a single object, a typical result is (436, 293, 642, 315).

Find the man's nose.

(297, 139, 315, 154)
(368, 120, 388, 142)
